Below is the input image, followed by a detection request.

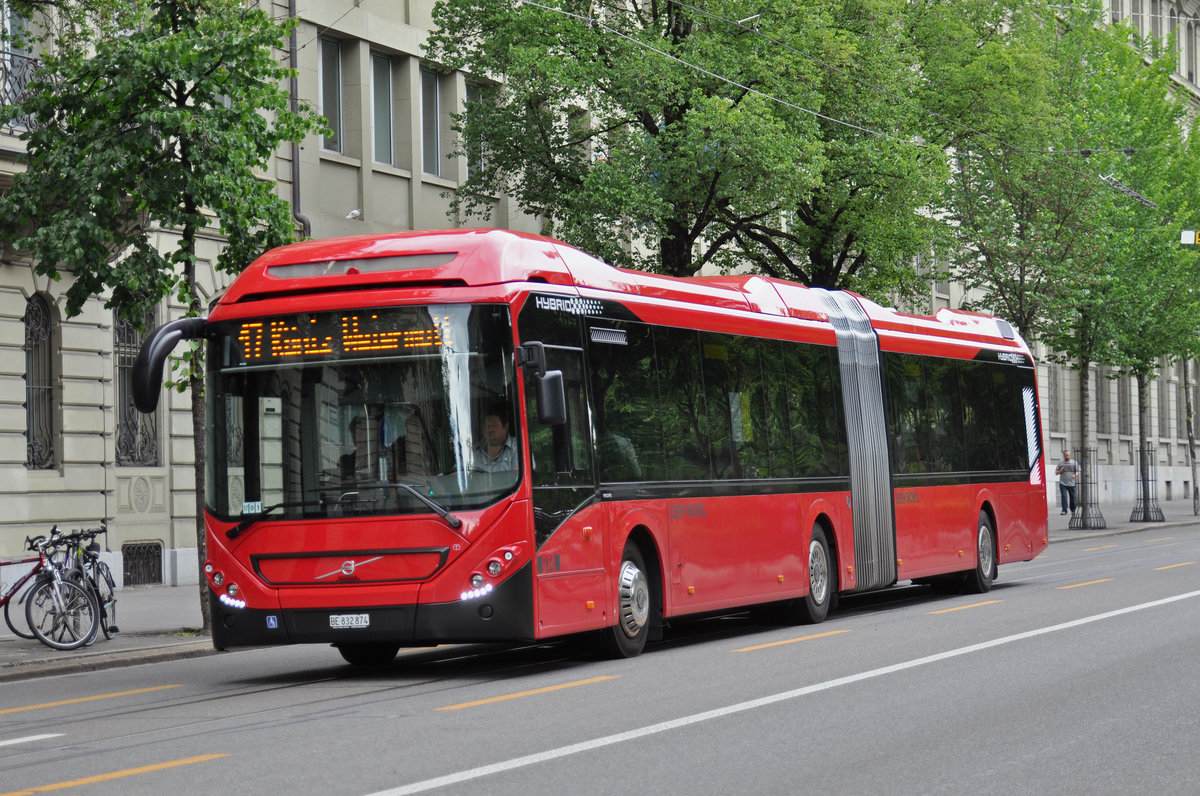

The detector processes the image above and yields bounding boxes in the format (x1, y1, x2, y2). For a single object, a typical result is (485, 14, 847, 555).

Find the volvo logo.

(315, 555, 383, 580)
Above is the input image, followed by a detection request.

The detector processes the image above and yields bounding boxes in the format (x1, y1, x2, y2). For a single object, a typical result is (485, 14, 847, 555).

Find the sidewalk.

(0, 583, 212, 683)
(1047, 496, 1200, 541)
(2, 500, 1198, 682)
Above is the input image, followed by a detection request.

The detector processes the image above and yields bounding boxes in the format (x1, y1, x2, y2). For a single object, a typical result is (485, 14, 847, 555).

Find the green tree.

(946, 3, 1200, 523)
(426, 0, 945, 298)
(0, 0, 325, 629)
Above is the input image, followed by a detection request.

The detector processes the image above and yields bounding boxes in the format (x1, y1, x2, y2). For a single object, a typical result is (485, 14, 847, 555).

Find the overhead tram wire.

(661, 0, 1174, 206)
(516, 0, 908, 144)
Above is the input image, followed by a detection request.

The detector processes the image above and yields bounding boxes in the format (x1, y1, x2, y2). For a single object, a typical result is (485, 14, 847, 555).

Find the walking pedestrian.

(1055, 449, 1080, 515)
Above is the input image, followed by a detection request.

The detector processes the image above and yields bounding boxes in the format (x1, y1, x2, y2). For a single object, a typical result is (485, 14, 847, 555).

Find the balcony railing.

(1, 50, 38, 135)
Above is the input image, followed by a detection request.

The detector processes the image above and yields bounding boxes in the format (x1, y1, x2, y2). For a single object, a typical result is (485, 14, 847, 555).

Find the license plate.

(329, 613, 370, 629)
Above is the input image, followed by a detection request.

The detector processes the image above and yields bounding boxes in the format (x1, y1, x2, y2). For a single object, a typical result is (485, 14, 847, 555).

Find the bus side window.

(588, 320, 662, 482)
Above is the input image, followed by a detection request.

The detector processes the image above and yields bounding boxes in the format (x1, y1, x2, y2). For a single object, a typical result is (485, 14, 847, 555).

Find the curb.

(0, 638, 216, 683)
(1049, 517, 1200, 543)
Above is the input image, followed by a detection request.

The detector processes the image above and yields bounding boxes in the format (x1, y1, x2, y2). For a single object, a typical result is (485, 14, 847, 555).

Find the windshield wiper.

(227, 497, 330, 539)
(372, 482, 463, 530)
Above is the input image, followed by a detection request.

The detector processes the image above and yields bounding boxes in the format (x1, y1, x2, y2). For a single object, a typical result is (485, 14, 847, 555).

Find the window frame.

(371, 52, 394, 165)
(421, 66, 442, 175)
(319, 36, 344, 153)
(23, 293, 56, 470)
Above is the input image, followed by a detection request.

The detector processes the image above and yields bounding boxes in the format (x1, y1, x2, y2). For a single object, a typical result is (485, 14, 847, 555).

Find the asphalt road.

(2, 527, 1199, 795)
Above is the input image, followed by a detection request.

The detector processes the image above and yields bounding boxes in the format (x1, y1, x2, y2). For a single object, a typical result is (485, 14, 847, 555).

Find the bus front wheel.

(600, 544, 652, 658)
(964, 511, 997, 594)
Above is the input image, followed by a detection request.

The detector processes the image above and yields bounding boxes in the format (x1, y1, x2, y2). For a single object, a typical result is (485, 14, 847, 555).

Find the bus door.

(522, 342, 607, 636)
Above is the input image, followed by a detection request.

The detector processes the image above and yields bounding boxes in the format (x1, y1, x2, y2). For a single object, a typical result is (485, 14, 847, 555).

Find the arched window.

(115, 309, 160, 466)
(1185, 21, 1195, 83)
(1170, 10, 1179, 66)
(23, 293, 56, 469)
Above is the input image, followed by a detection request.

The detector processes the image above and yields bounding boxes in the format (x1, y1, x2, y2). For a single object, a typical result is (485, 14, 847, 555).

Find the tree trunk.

(1074, 356, 1096, 526)
(1130, 370, 1163, 522)
(183, 221, 211, 633)
(1187, 360, 1199, 516)
(1137, 371, 1150, 510)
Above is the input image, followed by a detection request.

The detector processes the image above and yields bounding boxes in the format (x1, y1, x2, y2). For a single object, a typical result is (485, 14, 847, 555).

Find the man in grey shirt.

(1055, 449, 1080, 515)
(474, 408, 518, 473)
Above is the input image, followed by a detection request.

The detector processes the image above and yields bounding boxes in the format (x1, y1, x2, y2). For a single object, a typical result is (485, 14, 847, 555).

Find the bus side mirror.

(131, 316, 208, 413)
(518, 341, 567, 426)
(536, 369, 567, 426)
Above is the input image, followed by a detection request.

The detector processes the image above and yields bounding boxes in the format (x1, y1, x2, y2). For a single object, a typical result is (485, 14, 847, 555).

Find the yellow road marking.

(733, 629, 851, 652)
(927, 600, 1003, 615)
(1155, 561, 1197, 571)
(1082, 545, 1117, 552)
(437, 676, 618, 711)
(0, 685, 181, 716)
(1149, 537, 1176, 542)
(1057, 579, 1114, 590)
(0, 753, 227, 796)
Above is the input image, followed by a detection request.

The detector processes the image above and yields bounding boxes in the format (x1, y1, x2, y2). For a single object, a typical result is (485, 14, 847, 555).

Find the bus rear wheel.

(789, 524, 833, 624)
(336, 642, 399, 666)
(599, 544, 652, 658)
(964, 511, 996, 594)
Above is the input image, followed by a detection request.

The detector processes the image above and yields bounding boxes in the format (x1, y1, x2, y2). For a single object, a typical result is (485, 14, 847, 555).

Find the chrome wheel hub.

(978, 522, 994, 574)
(617, 559, 650, 638)
(809, 538, 829, 604)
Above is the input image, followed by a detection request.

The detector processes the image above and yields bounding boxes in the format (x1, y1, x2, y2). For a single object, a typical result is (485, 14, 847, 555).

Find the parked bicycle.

(1, 528, 61, 640)
(60, 524, 118, 641)
(2, 528, 99, 650)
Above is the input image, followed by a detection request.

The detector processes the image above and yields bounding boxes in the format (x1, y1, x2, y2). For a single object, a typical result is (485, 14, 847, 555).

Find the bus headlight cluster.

(206, 561, 245, 609)
(460, 582, 494, 601)
(218, 592, 247, 610)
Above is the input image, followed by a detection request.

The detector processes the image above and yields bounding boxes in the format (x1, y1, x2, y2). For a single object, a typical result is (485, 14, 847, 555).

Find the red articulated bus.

(133, 228, 1048, 665)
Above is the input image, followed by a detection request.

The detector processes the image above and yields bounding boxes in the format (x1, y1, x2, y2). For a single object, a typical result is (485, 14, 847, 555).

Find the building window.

(1111, 0, 1122, 23)
(320, 37, 343, 153)
(1192, 22, 1200, 84)
(23, 293, 55, 470)
(465, 82, 488, 179)
(1177, 362, 1189, 440)
(1158, 362, 1170, 438)
(372, 53, 394, 165)
(421, 67, 441, 175)
(1096, 367, 1110, 435)
(115, 310, 160, 466)
(1048, 365, 1061, 434)
(1118, 372, 1132, 436)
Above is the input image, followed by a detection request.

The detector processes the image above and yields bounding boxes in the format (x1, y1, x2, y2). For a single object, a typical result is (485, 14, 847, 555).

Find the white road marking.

(367, 588, 1200, 795)
(0, 734, 63, 748)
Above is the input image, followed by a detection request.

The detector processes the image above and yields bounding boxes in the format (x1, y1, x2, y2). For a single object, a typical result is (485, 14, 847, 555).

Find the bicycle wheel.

(25, 578, 99, 651)
(3, 576, 40, 639)
(92, 562, 118, 639)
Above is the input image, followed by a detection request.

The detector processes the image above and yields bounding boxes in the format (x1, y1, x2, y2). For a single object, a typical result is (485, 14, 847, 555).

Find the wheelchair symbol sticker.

(266, 616, 279, 629)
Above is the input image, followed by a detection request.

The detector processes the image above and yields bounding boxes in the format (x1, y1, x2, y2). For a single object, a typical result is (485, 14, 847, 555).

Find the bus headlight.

(470, 573, 485, 589)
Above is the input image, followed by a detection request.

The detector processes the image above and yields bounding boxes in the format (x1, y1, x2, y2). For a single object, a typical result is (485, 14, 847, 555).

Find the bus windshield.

(205, 304, 519, 522)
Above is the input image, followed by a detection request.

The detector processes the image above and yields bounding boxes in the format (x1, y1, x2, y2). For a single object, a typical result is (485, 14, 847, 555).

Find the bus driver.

(473, 406, 518, 472)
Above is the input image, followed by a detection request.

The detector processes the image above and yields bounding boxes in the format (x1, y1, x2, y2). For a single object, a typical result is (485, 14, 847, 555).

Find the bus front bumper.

(210, 562, 534, 650)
